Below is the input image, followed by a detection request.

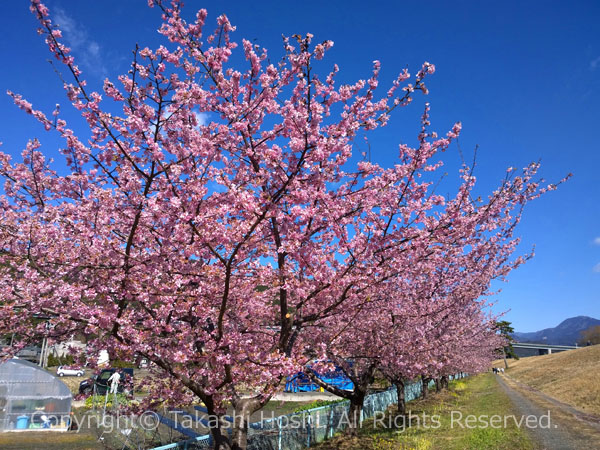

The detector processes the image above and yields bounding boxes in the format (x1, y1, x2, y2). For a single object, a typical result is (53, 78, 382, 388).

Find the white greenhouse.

(0, 359, 72, 431)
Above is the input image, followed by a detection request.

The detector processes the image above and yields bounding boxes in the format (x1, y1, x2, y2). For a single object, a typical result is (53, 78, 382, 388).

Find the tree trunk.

(503, 347, 509, 369)
(435, 378, 441, 392)
(230, 397, 260, 450)
(204, 398, 257, 450)
(394, 380, 406, 415)
(210, 425, 232, 450)
(203, 400, 234, 450)
(306, 362, 373, 436)
(440, 375, 448, 390)
(347, 394, 365, 435)
(230, 417, 249, 450)
(421, 376, 431, 399)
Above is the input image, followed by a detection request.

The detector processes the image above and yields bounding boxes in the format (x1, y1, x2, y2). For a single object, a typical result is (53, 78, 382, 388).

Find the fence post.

(328, 407, 334, 438)
(306, 413, 312, 447)
(278, 416, 282, 450)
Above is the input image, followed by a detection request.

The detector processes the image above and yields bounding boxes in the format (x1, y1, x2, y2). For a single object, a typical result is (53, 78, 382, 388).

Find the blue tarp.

(285, 365, 353, 392)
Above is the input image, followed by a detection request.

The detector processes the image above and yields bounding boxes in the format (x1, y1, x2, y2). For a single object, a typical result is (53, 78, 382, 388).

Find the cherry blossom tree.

(0, 1, 566, 448)
(304, 113, 565, 421)
(375, 240, 521, 410)
(306, 156, 544, 421)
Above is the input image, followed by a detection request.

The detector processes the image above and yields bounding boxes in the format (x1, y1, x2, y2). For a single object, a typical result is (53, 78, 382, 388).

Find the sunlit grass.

(315, 374, 536, 449)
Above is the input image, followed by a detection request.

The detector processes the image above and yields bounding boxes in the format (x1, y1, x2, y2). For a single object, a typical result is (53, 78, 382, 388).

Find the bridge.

(511, 342, 579, 358)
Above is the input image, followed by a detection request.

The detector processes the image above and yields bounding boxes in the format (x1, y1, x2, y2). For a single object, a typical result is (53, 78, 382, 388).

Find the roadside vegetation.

(315, 374, 536, 450)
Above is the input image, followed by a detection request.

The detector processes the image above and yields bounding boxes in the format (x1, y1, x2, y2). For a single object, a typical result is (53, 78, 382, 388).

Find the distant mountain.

(512, 316, 600, 346)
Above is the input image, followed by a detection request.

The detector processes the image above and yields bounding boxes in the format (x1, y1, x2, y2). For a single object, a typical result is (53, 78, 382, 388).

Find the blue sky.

(1, 1, 599, 333)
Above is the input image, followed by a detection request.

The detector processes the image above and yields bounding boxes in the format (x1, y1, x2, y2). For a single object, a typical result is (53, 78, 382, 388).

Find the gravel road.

(496, 374, 600, 449)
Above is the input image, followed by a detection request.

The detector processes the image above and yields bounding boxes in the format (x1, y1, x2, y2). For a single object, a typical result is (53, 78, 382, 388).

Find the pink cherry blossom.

(0, 2, 568, 448)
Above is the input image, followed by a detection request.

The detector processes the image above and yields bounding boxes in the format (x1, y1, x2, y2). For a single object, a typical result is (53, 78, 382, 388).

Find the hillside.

(513, 315, 600, 345)
(505, 344, 600, 415)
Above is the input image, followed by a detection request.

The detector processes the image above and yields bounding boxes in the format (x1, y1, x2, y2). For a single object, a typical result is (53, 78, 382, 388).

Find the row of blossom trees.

(0, 1, 565, 448)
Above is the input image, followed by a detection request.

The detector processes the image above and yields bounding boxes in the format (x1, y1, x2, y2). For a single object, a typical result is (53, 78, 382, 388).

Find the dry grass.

(0, 431, 102, 450)
(504, 345, 600, 415)
(53, 370, 92, 395)
(499, 375, 600, 449)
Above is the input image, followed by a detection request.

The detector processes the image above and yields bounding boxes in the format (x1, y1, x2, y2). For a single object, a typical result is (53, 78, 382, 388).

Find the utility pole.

(39, 337, 46, 367)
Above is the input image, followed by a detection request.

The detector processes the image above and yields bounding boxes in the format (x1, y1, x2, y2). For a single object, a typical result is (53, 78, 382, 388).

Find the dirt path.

(496, 374, 600, 449)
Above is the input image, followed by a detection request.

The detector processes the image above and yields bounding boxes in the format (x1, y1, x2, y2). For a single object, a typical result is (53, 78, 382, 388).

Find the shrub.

(84, 393, 131, 409)
(47, 353, 75, 367)
(111, 359, 136, 369)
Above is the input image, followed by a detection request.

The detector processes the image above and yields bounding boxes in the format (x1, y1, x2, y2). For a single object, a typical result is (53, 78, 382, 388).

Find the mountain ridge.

(512, 316, 600, 346)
